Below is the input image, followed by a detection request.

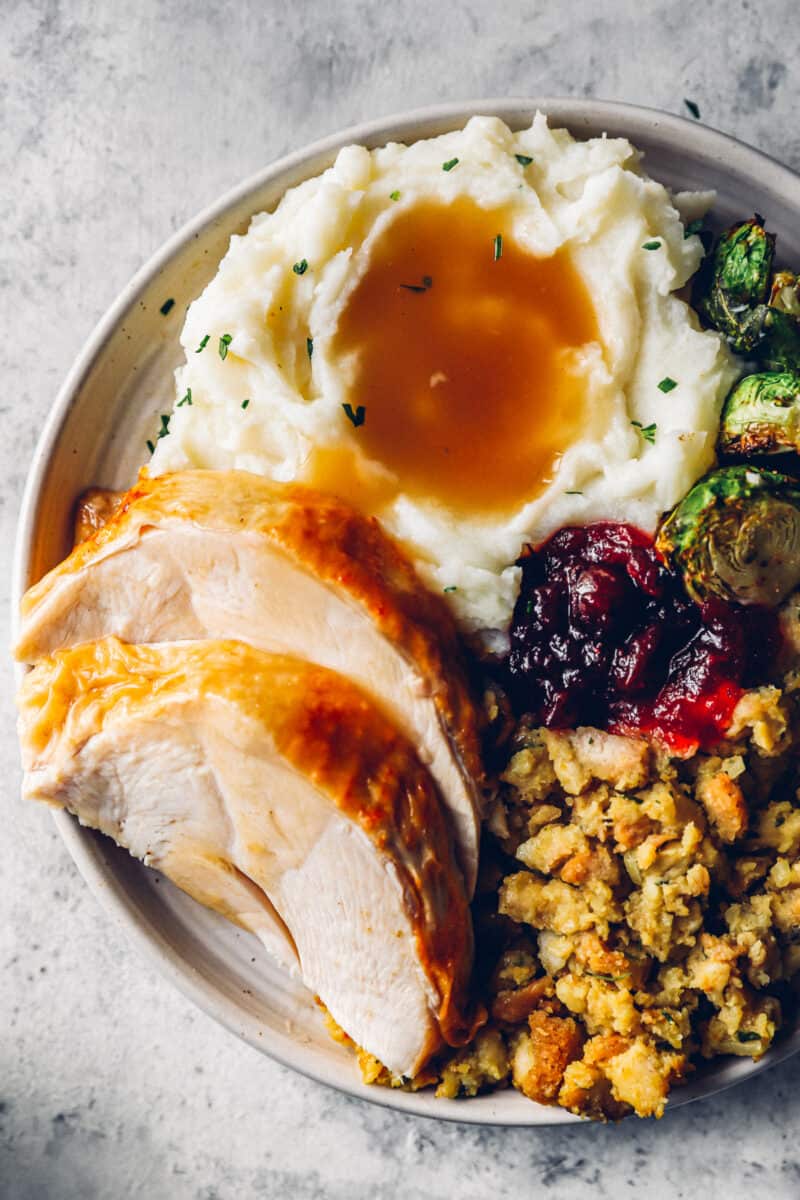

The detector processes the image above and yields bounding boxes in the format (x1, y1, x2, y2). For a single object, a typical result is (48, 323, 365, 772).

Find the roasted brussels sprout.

(694, 217, 800, 367)
(694, 217, 775, 352)
(719, 371, 800, 457)
(656, 465, 800, 607)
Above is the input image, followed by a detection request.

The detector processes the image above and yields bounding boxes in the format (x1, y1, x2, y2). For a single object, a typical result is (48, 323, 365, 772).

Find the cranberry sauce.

(507, 522, 780, 752)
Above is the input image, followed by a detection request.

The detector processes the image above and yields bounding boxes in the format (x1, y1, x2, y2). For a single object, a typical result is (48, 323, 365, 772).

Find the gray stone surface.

(3, 1, 800, 1196)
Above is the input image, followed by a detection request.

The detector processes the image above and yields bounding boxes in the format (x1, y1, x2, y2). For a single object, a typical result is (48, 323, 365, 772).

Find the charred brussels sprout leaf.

(759, 306, 800, 370)
(719, 370, 800, 456)
(770, 271, 800, 318)
(694, 217, 775, 352)
(656, 465, 800, 606)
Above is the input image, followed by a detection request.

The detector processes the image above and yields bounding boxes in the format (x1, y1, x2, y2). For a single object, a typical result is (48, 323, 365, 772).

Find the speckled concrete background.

(3, 2, 800, 1197)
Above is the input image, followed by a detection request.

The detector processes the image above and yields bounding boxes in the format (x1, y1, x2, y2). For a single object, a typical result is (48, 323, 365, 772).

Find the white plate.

(14, 98, 800, 1125)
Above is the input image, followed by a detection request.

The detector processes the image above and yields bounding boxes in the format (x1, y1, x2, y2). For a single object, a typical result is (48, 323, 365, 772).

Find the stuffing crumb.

(436, 1028, 510, 1098)
(511, 1011, 584, 1104)
(542, 728, 651, 795)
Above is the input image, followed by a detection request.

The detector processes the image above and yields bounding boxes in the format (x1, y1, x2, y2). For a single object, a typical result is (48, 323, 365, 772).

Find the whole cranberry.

(547, 527, 587, 557)
(509, 641, 553, 674)
(547, 633, 572, 670)
(610, 624, 662, 693)
(540, 686, 579, 728)
(569, 566, 628, 632)
(523, 584, 564, 635)
(578, 638, 610, 675)
(626, 550, 664, 597)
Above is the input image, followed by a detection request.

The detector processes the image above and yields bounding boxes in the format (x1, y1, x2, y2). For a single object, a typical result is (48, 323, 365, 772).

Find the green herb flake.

(159, 297, 175, 316)
(442, 157, 459, 172)
(148, 415, 170, 452)
(218, 333, 233, 360)
(400, 276, 433, 293)
(564, 490, 583, 495)
(195, 334, 210, 353)
(684, 98, 701, 120)
(443, 585, 458, 593)
(493, 233, 503, 261)
(342, 402, 366, 428)
(525, 599, 534, 615)
(515, 154, 533, 167)
(177, 387, 192, 407)
(390, 190, 401, 201)
(241, 398, 250, 410)
(306, 336, 314, 359)
(737, 1030, 761, 1043)
(293, 258, 309, 276)
(642, 240, 662, 251)
(662, 1011, 676, 1025)
(684, 218, 704, 238)
(631, 420, 658, 444)
(658, 376, 678, 393)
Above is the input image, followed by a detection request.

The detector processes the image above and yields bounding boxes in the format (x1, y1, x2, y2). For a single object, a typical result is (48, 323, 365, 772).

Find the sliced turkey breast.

(15, 469, 484, 893)
(18, 637, 482, 1077)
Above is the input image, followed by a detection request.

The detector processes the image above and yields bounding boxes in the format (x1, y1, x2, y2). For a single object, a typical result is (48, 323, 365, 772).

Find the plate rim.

(13, 95, 800, 1127)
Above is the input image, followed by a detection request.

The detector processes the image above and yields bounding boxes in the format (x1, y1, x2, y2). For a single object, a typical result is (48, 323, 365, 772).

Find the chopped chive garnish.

(292, 258, 309, 275)
(390, 190, 401, 201)
(684, 98, 701, 120)
(631, 420, 657, 444)
(196, 334, 210, 353)
(177, 388, 192, 407)
(148, 414, 170, 452)
(684, 219, 704, 238)
(565, 490, 583, 495)
(218, 333, 233, 360)
(658, 376, 678, 393)
(642, 240, 662, 251)
(443, 586, 458, 593)
(306, 336, 314, 359)
(737, 1031, 760, 1043)
(241, 398, 250, 409)
(515, 154, 533, 166)
(442, 157, 459, 172)
(342, 402, 366, 427)
(493, 233, 503, 261)
(159, 298, 175, 315)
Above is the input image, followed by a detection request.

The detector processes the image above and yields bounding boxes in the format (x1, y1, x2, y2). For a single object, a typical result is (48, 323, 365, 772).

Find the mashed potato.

(151, 114, 737, 639)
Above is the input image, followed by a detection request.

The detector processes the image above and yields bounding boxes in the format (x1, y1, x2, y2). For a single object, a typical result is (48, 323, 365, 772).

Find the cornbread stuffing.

(356, 668, 800, 1120)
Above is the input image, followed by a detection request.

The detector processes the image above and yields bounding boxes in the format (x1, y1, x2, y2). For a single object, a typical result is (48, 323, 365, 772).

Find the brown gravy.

(328, 197, 601, 516)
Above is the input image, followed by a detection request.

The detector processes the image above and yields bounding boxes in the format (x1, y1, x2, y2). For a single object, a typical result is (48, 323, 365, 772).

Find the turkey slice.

(15, 469, 484, 893)
(18, 637, 482, 1077)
